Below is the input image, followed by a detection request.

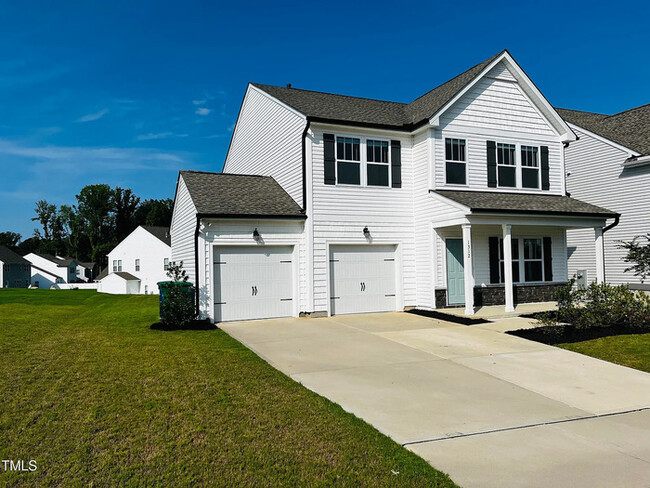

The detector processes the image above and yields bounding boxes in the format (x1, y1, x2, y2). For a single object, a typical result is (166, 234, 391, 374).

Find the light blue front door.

(446, 239, 465, 305)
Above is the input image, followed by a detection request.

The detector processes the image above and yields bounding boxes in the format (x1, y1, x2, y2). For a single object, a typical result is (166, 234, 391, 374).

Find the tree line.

(0, 184, 173, 270)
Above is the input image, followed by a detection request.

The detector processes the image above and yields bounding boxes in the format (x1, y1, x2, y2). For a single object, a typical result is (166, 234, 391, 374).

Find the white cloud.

(195, 107, 211, 116)
(192, 99, 206, 105)
(136, 132, 189, 141)
(77, 108, 109, 123)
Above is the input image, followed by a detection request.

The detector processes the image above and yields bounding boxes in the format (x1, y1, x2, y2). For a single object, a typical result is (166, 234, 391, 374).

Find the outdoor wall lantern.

(363, 226, 370, 238)
(253, 228, 260, 239)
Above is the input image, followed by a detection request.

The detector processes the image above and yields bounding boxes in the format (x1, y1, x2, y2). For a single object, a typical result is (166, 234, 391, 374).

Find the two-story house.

(557, 106, 650, 289)
(0, 245, 31, 288)
(171, 50, 617, 323)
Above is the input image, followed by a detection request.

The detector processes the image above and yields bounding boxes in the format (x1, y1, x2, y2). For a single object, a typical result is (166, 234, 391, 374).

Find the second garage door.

(329, 245, 397, 315)
(213, 246, 294, 322)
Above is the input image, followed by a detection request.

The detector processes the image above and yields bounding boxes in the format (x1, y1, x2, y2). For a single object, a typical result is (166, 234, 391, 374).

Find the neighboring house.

(25, 253, 89, 288)
(0, 246, 31, 288)
(558, 105, 650, 289)
(171, 49, 617, 323)
(98, 226, 171, 295)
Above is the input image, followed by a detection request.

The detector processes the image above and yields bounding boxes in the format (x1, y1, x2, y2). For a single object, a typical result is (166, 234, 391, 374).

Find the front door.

(446, 239, 465, 305)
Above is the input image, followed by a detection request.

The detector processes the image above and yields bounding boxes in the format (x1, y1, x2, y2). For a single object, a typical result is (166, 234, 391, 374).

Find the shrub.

(539, 278, 650, 329)
(159, 261, 196, 329)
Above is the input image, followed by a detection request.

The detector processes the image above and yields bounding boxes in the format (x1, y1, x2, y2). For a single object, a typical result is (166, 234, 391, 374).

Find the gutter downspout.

(194, 215, 201, 317)
(600, 214, 620, 283)
(301, 119, 311, 211)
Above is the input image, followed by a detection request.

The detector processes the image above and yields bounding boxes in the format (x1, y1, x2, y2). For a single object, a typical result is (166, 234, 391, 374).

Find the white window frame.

(164, 258, 169, 271)
(497, 236, 546, 284)
(334, 133, 392, 188)
(521, 145, 541, 190)
(444, 138, 468, 186)
(135, 259, 140, 272)
(112, 260, 123, 272)
(496, 142, 517, 188)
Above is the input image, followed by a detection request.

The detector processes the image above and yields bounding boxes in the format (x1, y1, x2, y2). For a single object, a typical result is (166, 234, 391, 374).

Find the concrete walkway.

(220, 312, 650, 488)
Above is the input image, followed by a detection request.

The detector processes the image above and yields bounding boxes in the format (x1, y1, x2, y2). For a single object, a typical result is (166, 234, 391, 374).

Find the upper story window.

(336, 137, 361, 185)
(445, 138, 466, 185)
(521, 146, 539, 189)
(164, 258, 170, 271)
(113, 260, 122, 272)
(135, 259, 140, 272)
(366, 140, 389, 187)
(497, 143, 516, 187)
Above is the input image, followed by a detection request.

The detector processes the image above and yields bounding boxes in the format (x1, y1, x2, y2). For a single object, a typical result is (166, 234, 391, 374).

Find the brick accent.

(436, 283, 565, 308)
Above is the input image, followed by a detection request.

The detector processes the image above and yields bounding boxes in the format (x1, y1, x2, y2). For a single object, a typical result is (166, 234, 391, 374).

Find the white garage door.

(330, 245, 397, 315)
(213, 246, 294, 322)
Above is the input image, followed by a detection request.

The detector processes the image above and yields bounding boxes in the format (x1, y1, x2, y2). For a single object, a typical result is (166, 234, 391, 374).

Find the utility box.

(576, 270, 588, 290)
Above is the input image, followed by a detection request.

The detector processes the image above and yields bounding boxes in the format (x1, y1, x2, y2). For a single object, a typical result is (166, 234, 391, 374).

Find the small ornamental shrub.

(538, 277, 650, 330)
(160, 261, 196, 329)
(619, 234, 650, 283)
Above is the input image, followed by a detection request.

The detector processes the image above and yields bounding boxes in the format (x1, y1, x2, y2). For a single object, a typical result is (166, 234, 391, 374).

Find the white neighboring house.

(171, 50, 617, 323)
(558, 106, 650, 289)
(25, 253, 92, 289)
(97, 226, 172, 295)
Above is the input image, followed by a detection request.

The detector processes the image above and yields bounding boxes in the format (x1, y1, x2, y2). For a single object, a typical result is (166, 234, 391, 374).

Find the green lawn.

(0, 289, 455, 487)
(558, 333, 650, 373)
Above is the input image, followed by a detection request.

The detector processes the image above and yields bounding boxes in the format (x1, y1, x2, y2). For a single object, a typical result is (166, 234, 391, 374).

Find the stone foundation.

(435, 283, 565, 308)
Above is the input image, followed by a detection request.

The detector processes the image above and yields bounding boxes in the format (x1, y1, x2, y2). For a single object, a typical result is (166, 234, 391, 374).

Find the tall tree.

(0, 231, 21, 250)
(135, 198, 174, 227)
(76, 184, 115, 263)
(114, 187, 140, 241)
(31, 200, 58, 240)
(31, 200, 67, 255)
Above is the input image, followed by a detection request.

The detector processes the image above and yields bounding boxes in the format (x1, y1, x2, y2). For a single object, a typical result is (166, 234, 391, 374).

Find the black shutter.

(487, 141, 497, 188)
(543, 237, 553, 281)
(324, 133, 336, 185)
(391, 140, 401, 188)
(540, 146, 550, 190)
(489, 236, 500, 284)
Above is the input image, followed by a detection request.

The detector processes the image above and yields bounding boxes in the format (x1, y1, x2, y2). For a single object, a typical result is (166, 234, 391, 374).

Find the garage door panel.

(330, 245, 397, 315)
(214, 246, 294, 322)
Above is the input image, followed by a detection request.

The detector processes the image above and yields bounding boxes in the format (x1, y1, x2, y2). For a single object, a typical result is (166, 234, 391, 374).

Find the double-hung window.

(521, 146, 540, 189)
(164, 258, 170, 271)
(113, 260, 122, 272)
(336, 137, 361, 185)
(523, 238, 543, 281)
(366, 140, 389, 186)
(135, 259, 140, 272)
(497, 143, 516, 187)
(499, 238, 520, 283)
(445, 138, 466, 185)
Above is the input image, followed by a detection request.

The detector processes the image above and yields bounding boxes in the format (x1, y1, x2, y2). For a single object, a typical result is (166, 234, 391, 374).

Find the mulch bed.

(150, 319, 217, 331)
(508, 320, 650, 345)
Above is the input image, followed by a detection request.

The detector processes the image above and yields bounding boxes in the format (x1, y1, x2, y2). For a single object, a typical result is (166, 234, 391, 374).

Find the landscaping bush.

(538, 278, 650, 330)
(159, 261, 196, 329)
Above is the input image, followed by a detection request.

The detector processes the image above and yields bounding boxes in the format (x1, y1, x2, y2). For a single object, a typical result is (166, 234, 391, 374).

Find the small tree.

(619, 234, 650, 283)
(160, 261, 195, 329)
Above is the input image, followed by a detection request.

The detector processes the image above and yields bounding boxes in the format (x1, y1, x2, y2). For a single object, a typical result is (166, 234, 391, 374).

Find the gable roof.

(557, 106, 650, 155)
(251, 51, 504, 130)
(0, 246, 30, 265)
(141, 226, 171, 246)
(113, 272, 140, 281)
(435, 190, 618, 218)
(180, 171, 305, 218)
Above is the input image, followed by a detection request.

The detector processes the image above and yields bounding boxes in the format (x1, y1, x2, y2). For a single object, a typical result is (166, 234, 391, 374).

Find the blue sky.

(1, 0, 648, 238)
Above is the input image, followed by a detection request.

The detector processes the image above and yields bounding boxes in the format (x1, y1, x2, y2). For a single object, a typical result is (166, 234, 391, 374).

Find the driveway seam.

(401, 406, 650, 446)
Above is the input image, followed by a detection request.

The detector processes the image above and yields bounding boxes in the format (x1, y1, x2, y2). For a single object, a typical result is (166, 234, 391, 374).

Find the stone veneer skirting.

(435, 283, 566, 308)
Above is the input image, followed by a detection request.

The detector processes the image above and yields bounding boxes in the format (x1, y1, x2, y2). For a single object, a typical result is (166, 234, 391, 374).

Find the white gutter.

(623, 154, 650, 168)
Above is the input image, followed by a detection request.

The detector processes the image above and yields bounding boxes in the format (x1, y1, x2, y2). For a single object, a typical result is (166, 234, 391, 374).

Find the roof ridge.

(181, 170, 270, 178)
(251, 82, 408, 106)
(556, 107, 608, 117)
(606, 103, 650, 119)
(408, 49, 505, 105)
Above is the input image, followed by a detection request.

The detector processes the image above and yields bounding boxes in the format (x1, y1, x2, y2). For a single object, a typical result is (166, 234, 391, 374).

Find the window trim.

(496, 142, 517, 188)
(444, 137, 468, 186)
(333, 133, 393, 188)
(497, 236, 547, 284)
(164, 258, 169, 271)
(520, 145, 541, 190)
(135, 259, 140, 272)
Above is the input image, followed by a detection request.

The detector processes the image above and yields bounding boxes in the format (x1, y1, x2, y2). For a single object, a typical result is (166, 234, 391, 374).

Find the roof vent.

(286, 83, 292, 89)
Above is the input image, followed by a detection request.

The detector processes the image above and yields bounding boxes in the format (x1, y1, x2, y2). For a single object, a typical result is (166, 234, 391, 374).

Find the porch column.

(462, 224, 474, 315)
(595, 226, 605, 283)
(502, 224, 515, 312)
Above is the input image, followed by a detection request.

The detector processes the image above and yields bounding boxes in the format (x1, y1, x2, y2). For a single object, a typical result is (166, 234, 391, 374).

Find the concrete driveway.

(220, 312, 650, 488)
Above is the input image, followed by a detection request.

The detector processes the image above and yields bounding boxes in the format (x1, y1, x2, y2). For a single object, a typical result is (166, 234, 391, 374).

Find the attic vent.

(286, 83, 292, 89)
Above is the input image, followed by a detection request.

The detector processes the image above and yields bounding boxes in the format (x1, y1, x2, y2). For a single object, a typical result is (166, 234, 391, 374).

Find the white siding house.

(559, 107, 650, 288)
(173, 50, 616, 323)
(98, 226, 171, 295)
(25, 253, 84, 288)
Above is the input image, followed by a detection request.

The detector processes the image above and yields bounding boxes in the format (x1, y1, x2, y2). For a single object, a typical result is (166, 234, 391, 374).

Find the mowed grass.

(558, 333, 650, 373)
(0, 289, 456, 487)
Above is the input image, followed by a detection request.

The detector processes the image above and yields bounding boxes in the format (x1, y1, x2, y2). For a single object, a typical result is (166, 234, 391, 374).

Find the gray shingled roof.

(0, 245, 30, 265)
(557, 106, 650, 155)
(141, 226, 171, 246)
(435, 190, 618, 217)
(252, 50, 505, 130)
(180, 171, 305, 218)
(114, 272, 140, 281)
